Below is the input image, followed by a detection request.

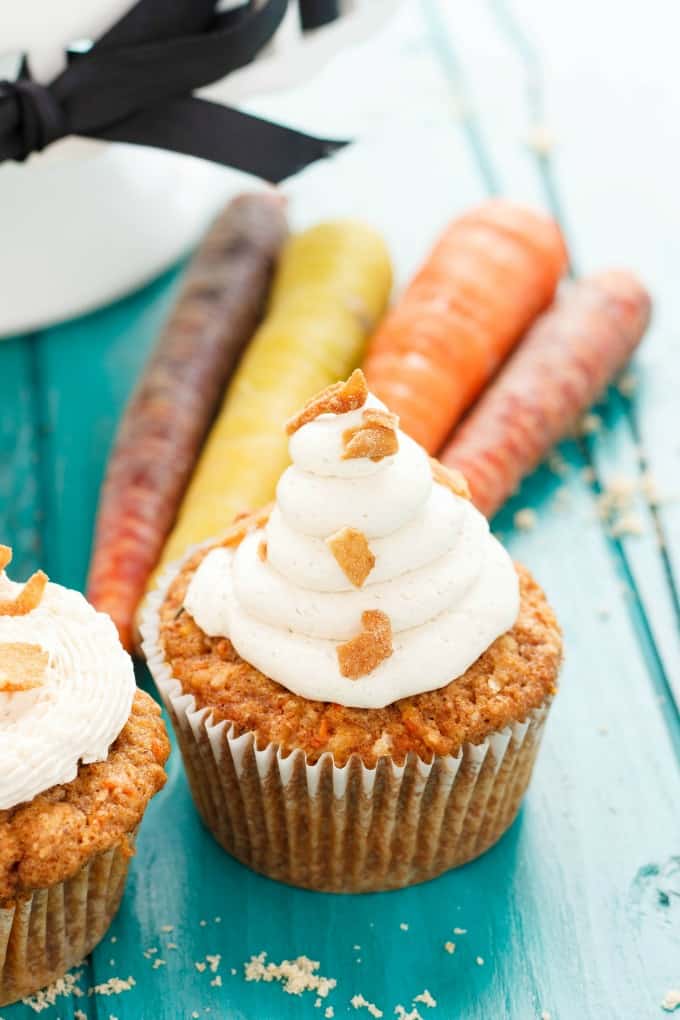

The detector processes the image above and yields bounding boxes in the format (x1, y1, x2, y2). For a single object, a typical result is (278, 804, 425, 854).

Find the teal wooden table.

(1, 2, 679, 1017)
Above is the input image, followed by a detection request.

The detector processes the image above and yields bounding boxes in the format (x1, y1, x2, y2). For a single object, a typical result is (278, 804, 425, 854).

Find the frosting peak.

(184, 372, 519, 709)
(0, 550, 136, 810)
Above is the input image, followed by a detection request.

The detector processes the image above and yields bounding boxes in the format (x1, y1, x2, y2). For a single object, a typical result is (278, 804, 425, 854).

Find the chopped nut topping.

(430, 460, 471, 500)
(326, 527, 375, 588)
(219, 505, 272, 549)
(0, 547, 48, 616)
(337, 610, 392, 680)
(0, 641, 49, 692)
(285, 370, 368, 434)
(342, 408, 399, 462)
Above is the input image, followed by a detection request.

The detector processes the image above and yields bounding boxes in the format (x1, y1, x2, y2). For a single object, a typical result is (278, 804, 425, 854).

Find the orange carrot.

(87, 193, 287, 651)
(441, 270, 651, 517)
(363, 200, 568, 452)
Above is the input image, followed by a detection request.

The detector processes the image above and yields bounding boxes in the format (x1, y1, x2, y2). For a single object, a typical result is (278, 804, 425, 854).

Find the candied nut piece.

(342, 408, 399, 462)
(0, 546, 48, 616)
(430, 458, 471, 500)
(285, 369, 369, 434)
(326, 527, 375, 588)
(220, 505, 272, 549)
(0, 641, 49, 692)
(337, 610, 393, 680)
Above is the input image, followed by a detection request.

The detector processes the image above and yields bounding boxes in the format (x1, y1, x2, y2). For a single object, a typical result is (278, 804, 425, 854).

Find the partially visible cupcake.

(0, 546, 169, 1006)
(143, 371, 561, 893)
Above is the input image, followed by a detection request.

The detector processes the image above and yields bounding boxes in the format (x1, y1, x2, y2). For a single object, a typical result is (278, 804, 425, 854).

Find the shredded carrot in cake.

(285, 370, 368, 434)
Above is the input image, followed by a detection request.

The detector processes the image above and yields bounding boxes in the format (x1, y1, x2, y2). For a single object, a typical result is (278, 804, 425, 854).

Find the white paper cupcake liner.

(142, 556, 550, 893)
(0, 838, 133, 1007)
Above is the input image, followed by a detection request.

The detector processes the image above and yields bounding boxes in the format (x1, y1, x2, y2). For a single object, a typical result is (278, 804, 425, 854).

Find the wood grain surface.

(0, 2, 678, 1017)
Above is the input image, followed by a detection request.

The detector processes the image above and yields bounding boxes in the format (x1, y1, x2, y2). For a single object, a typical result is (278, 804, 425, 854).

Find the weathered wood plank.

(33, 265, 183, 593)
(488, 0, 680, 710)
(2, 7, 680, 1018)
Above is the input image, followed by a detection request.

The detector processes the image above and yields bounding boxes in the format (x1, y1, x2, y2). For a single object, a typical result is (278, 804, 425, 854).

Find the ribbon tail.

(87, 96, 348, 183)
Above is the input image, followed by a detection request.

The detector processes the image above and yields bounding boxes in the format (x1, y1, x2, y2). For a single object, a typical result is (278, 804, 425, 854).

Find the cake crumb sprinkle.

(579, 412, 603, 435)
(617, 371, 637, 397)
(394, 1007, 423, 1020)
(351, 993, 383, 1017)
(22, 970, 84, 1013)
(88, 976, 136, 997)
(661, 989, 680, 1012)
(244, 952, 336, 999)
(206, 954, 221, 973)
(513, 508, 537, 532)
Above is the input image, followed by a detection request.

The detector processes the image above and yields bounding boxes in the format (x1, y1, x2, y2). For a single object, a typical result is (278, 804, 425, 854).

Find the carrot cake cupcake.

(143, 371, 561, 892)
(0, 546, 169, 1006)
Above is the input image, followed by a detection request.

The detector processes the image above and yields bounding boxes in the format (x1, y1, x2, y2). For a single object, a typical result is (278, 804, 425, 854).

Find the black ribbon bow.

(0, 0, 346, 182)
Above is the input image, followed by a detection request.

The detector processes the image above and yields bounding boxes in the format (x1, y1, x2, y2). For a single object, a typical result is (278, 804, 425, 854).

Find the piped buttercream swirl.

(185, 388, 519, 709)
(0, 576, 136, 810)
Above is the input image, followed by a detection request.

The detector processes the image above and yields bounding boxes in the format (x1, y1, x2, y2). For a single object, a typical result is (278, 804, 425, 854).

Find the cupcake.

(0, 546, 169, 1006)
(143, 370, 561, 893)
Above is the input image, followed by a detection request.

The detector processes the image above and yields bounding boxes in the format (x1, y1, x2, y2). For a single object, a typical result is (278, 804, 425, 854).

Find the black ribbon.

(0, 0, 347, 182)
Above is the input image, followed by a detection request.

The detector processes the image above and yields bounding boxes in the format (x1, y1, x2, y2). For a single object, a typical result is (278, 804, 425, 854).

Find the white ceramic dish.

(0, 0, 400, 336)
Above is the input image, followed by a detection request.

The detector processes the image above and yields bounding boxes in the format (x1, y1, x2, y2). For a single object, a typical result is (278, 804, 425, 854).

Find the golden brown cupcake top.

(180, 371, 521, 709)
(159, 540, 561, 768)
(0, 689, 169, 905)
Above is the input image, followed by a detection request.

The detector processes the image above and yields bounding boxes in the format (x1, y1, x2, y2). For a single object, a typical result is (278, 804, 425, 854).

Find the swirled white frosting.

(0, 577, 136, 811)
(185, 392, 519, 709)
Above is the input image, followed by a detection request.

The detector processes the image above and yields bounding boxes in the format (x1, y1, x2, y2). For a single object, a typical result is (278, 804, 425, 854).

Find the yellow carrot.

(148, 220, 392, 589)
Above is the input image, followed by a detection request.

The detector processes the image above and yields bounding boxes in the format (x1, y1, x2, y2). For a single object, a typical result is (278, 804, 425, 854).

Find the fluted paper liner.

(0, 838, 133, 1007)
(142, 558, 550, 893)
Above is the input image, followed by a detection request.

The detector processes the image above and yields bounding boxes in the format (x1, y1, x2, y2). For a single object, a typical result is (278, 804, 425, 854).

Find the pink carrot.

(440, 270, 651, 517)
